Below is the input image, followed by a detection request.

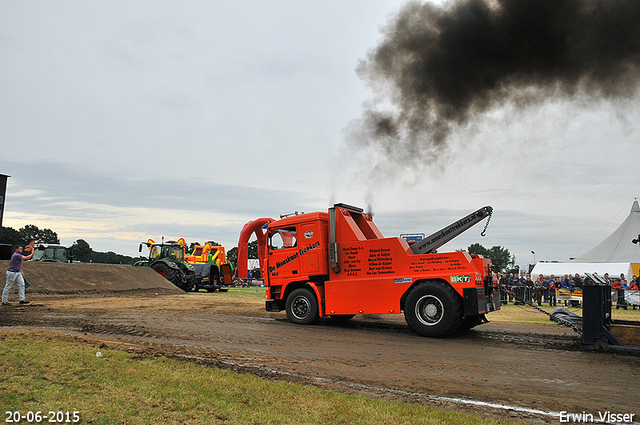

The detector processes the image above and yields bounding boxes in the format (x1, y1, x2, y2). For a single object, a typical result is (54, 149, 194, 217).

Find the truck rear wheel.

(286, 288, 319, 325)
(404, 281, 462, 337)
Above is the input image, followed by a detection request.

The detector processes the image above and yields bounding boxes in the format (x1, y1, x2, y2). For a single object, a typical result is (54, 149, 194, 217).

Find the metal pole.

(0, 173, 9, 239)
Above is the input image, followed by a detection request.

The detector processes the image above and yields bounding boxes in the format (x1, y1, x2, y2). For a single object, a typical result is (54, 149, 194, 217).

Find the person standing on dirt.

(532, 274, 543, 306)
(559, 274, 571, 306)
(509, 273, 516, 302)
(2, 244, 35, 306)
(524, 274, 534, 303)
(499, 273, 510, 304)
(541, 276, 549, 304)
(616, 274, 628, 310)
(548, 276, 557, 307)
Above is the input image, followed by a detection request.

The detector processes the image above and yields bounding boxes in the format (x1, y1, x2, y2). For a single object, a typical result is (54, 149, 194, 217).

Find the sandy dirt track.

(1, 286, 639, 424)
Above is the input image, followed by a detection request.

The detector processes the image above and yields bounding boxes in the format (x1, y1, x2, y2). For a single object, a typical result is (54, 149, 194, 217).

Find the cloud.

(350, 0, 640, 172)
(0, 159, 324, 256)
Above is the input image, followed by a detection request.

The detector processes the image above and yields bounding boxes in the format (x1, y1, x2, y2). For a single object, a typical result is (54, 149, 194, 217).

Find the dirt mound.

(1, 261, 182, 295)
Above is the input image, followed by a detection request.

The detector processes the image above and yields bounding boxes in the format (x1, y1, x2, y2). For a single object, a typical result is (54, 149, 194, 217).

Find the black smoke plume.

(353, 0, 640, 165)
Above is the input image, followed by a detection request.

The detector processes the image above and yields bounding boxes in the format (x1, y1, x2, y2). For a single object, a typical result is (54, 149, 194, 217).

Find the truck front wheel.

(404, 281, 462, 337)
(286, 288, 319, 325)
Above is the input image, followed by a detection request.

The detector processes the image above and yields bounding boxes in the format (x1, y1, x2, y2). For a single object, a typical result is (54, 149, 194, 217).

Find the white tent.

(571, 199, 640, 263)
(530, 262, 632, 280)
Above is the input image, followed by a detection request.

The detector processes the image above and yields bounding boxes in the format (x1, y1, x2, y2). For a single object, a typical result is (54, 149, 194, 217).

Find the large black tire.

(151, 262, 170, 279)
(285, 288, 319, 325)
(152, 262, 181, 289)
(185, 272, 198, 292)
(404, 281, 463, 337)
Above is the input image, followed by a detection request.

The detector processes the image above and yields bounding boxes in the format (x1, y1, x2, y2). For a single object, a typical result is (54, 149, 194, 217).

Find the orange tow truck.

(239, 203, 500, 337)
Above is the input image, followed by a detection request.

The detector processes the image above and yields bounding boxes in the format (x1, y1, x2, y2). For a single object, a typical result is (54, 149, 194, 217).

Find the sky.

(1, 0, 639, 269)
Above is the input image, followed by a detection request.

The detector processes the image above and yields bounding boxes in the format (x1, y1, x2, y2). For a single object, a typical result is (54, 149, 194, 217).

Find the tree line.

(0, 224, 59, 246)
(70, 238, 136, 264)
(466, 243, 516, 274)
(0, 225, 136, 265)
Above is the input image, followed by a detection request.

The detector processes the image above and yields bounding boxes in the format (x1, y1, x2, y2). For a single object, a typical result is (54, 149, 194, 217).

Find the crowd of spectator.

(607, 273, 639, 310)
(495, 271, 639, 310)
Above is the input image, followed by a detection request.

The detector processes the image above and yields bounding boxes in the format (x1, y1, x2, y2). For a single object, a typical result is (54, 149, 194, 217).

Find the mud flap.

(266, 299, 284, 312)
(220, 263, 233, 285)
(463, 287, 486, 316)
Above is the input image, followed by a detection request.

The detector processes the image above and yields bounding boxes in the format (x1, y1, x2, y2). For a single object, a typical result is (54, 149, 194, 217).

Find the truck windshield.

(269, 227, 297, 250)
(54, 248, 68, 262)
(33, 249, 45, 261)
(162, 245, 183, 261)
(32, 247, 68, 262)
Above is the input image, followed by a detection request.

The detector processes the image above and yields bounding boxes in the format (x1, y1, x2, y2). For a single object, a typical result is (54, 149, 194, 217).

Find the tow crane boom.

(409, 206, 493, 255)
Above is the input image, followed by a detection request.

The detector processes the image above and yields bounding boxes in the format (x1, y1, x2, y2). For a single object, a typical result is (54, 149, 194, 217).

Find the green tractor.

(32, 242, 72, 263)
(134, 238, 197, 292)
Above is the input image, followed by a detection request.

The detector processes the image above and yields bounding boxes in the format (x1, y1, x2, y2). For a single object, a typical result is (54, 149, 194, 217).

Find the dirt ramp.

(1, 261, 182, 295)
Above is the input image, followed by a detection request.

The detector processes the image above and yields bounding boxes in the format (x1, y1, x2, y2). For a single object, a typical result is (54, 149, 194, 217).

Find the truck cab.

(266, 212, 329, 291)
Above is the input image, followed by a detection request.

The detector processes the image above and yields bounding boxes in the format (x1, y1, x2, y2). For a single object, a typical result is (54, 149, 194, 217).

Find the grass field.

(0, 331, 518, 425)
(225, 286, 267, 297)
(3, 290, 638, 424)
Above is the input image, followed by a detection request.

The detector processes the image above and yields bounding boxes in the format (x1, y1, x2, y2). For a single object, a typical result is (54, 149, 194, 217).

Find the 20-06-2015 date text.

(5, 411, 80, 423)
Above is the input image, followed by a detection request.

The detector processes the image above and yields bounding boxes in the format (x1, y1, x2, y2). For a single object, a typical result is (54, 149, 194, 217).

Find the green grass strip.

(0, 330, 522, 425)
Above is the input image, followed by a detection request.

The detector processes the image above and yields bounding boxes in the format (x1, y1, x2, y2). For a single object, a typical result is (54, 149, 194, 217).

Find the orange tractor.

(238, 203, 500, 337)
